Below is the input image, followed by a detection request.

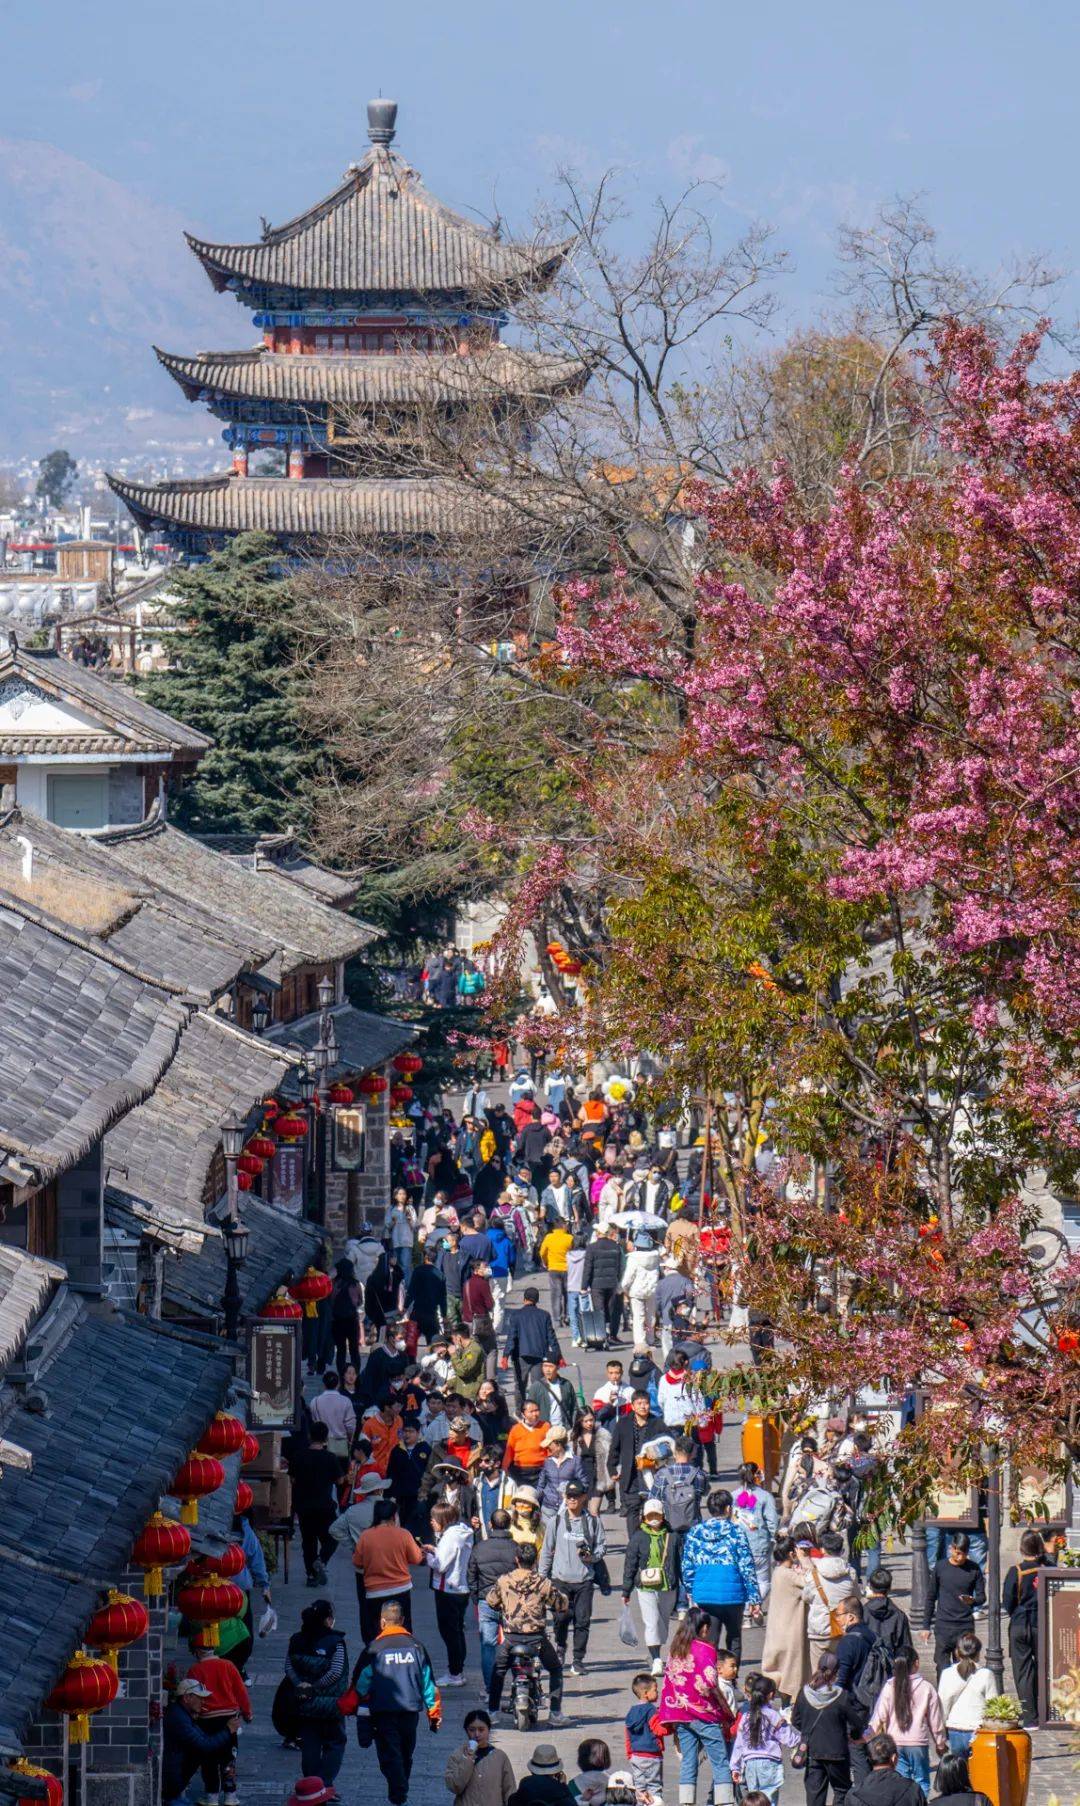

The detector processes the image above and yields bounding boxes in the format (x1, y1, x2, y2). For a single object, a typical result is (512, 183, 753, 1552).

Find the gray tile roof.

(0, 809, 273, 1003)
(105, 1013, 299, 1243)
(107, 473, 495, 542)
(271, 1001, 417, 1086)
(162, 1196, 320, 1319)
(185, 144, 569, 299)
(156, 344, 588, 408)
(196, 832, 361, 906)
(0, 1246, 65, 1370)
(0, 644, 210, 757)
(0, 1299, 232, 1753)
(93, 813, 376, 970)
(0, 892, 187, 1186)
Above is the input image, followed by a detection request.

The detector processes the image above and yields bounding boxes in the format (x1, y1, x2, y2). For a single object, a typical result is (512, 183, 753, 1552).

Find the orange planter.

(969, 1726, 1032, 1806)
(740, 1412, 781, 1486)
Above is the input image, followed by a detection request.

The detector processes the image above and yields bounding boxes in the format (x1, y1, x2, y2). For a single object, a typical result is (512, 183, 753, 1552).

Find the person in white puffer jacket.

(424, 1500, 476, 1687)
(622, 1233, 662, 1348)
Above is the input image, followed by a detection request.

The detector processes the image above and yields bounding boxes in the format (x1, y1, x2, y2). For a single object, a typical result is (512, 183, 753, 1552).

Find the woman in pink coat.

(657, 1607, 737, 1805)
(868, 1653, 947, 1797)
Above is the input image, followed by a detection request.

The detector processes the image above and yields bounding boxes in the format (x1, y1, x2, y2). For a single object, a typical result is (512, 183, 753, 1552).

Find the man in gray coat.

(539, 1479, 607, 1676)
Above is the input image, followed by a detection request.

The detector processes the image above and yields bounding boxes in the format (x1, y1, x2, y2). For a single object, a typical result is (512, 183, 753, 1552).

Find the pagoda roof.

(185, 138, 570, 301)
(107, 471, 496, 541)
(155, 344, 588, 408)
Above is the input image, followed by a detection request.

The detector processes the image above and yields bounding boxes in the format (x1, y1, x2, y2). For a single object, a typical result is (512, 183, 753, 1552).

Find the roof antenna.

(367, 98, 398, 146)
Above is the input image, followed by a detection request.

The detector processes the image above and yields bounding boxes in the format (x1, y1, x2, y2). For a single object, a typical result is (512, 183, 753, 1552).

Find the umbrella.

(611, 1210, 668, 1233)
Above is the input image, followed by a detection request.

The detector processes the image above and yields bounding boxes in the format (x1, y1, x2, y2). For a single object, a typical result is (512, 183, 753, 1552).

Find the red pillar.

(288, 445, 306, 479)
(232, 445, 249, 476)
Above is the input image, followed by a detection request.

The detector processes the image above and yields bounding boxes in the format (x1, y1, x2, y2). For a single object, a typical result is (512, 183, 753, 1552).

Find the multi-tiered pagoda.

(109, 100, 585, 554)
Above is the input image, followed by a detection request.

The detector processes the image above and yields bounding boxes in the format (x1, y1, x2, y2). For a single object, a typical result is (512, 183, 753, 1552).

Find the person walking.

(802, 1530, 857, 1669)
(790, 1650, 866, 1806)
(761, 1534, 810, 1705)
(582, 1227, 624, 1347)
(608, 1390, 666, 1538)
(425, 1501, 476, 1689)
(730, 1672, 803, 1806)
(656, 1606, 737, 1806)
(405, 1250, 448, 1345)
(539, 1220, 573, 1329)
(570, 1410, 612, 1516)
(387, 1191, 418, 1282)
(540, 1478, 606, 1676)
(864, 1570, 916, 1662)
(936, 1634, 996, 1756)
(504, 1287, 561, 1407)
(290, 1424, 348, 1587)
(1002, 1529, 1051, 1726)
(733, 1462, 779, 1605)
(535, 1427, 587, 1519)
(310, 1371, 357, 1458)
(867, 1651, 947, 1797)
(566, 1236, 589, 1350)
(330, 1259, 363, 1376)
(351, 1599, 442, 1806)
(446, 1708, 516, 1806)
(846, 1734, 927, 1806)
(352, 1499, 425, 1646)
(470, 1508, 520, 1694)
(681, 1487, 761, 1662)
(284, 1599, 348, 1788)
(923, 1535, 986, 1677)
(485, 1542, 568, 1726)
(622, 1496, 680, 1676)
(526, 1356, 578, 1433)
(622, 1232, 661, 1349)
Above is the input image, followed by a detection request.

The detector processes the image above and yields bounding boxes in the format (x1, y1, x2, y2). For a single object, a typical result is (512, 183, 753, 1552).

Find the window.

(47, 773, 109, 829)
(314, 331, 331, 354)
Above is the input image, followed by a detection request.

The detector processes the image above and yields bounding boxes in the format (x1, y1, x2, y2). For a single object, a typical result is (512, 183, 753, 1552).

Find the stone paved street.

(195, 1292, 1076, 1806)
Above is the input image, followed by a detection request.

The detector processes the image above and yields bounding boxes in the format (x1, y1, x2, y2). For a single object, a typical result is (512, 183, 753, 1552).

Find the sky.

(3, 0, 1079, 327)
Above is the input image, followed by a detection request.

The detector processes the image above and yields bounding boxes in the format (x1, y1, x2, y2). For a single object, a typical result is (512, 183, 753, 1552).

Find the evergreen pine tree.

(136, 533, 319, 834)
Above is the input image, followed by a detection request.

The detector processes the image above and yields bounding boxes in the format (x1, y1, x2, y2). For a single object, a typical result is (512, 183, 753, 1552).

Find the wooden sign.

(247, 1321, 302, 1429)
(271, 1140, 306, 1215)
(1040, 1570, 1080, 1726)
(332, 1105, 366, 1172)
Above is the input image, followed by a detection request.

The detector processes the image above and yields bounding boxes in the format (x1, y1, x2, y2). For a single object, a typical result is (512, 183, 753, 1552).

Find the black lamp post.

(220, 1108, 248, 1339)
(251, 995, 271, 1036)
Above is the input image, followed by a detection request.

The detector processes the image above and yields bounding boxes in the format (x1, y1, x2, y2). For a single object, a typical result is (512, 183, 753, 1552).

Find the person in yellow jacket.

(538, 1224, 573, 1329)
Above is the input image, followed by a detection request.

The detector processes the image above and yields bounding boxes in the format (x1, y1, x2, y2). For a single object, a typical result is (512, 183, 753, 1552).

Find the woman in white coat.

(622, 1232, 661, 1348)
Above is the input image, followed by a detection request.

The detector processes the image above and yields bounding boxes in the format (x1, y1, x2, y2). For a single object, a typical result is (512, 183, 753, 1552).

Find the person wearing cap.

(446, 1706, 516, 1806)
(162, 1679, 239, 1806)
(535, 1426, 587, 1520)
(539, 1477, 606, 1675)
(351, 1598, 441, 1806)
(507, 1745, 574, 1806)
(623, 1497, 681, 1675)
(186, 1652, 251, 1806)
(486, 1543, 568, 1724)
(526, 1355, 577, 1434)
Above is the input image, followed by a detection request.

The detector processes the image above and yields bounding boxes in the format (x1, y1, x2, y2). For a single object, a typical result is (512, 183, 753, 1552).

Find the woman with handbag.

(283, 1600, 349, 1790)
(801, 1530, 856, 1668)
(761, 1535, 810, 1706)
(622, 1497, 682, 1676)
(790, 1650, 866, 1806)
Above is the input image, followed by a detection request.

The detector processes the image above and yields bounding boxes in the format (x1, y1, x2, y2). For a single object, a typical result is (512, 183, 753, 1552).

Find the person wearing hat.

(507, 1745, 574, 1806)
(330, 1469, 392, 1548)
(623, 1496, 682, 1674)
(162, 1679, 239, 1806)
(535, 1426, 587, 1520)
(351, 1598, 442, 1806)
(539, 1477, 606, 1676)
(421, 1460, 480, 1529)
(526, 1355, 577, 1434)
(508, 1486, 545, 1553)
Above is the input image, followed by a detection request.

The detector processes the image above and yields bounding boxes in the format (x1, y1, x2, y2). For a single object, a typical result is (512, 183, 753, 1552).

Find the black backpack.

(660, 1466, 700, 1532)
(853, 1636, 894, 1711)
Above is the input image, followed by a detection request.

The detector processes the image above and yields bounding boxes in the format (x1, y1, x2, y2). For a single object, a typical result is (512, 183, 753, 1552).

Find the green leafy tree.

(36, 449, 78, 509)
(136, 533, 321, 834)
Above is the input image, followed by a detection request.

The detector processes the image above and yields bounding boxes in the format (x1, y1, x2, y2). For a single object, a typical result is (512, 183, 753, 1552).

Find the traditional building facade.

(109, 99, 584, 553)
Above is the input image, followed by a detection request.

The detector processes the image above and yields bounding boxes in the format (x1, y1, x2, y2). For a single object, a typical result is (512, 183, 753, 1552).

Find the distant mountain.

(0, 137, 243, 467)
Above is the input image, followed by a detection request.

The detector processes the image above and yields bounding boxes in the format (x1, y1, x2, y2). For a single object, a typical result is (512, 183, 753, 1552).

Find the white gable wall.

(0, 684, 108, 737)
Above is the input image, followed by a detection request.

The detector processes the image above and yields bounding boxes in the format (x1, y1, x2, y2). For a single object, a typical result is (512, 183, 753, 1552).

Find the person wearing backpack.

(622, 1497, 682, 1675)
(649, 1433, 707, 1583)
(734, 1461, 779, 1604)
(865, 1569, 916, 1662)
(836, 1597, 893, 1780)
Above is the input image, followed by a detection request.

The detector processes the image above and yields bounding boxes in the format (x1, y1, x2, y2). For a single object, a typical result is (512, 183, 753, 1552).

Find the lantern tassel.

(143, 1567, 163, 1598)
(180, 1500, 199, 1526)
(304, 1301, 318, 1319)
(70, 1715, 90, 1745)
(202, 1623, 220, 1649)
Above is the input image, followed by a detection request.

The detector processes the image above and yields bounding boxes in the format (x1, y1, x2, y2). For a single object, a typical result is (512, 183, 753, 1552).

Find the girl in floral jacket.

(657, 1607, 736, 1805)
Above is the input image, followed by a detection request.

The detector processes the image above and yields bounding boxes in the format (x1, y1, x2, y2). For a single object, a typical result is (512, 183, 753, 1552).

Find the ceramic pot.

(969, 1724, 1032, 1806)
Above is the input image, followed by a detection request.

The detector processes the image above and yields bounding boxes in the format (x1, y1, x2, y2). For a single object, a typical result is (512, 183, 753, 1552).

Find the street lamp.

(220, 1108, 247, 1339)
(251, 995, 271, 1036)
(316, 974, 335, 1013)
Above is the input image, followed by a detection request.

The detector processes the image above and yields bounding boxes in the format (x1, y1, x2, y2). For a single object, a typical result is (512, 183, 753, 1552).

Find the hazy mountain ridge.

(0, 136, 245, 467)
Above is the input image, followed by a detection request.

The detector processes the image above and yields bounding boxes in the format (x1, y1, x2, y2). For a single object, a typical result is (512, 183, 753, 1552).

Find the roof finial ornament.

(367, 97, 398, 146)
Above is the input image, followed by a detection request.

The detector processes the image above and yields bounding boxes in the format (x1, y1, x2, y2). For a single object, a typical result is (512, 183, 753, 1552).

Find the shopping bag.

(257, 1605, 278, 1638)
(618, 1602, 639, 1647)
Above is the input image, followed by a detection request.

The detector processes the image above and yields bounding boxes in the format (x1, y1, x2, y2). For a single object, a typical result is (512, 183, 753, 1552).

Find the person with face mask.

(357, 1320, 410, 1410)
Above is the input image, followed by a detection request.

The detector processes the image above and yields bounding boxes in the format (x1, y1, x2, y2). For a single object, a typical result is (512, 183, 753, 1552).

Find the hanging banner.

(333, 1105, 366, 1172)
(271, 1140, 306, 1215)
(247, 1322, 302, 1429)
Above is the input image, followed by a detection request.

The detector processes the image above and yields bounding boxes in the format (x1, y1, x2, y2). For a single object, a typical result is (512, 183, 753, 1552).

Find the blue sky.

(4, 0, 1078, 326)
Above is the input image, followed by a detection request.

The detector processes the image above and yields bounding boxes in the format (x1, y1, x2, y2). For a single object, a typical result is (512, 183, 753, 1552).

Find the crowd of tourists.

(164, 1071, 1056, 1806)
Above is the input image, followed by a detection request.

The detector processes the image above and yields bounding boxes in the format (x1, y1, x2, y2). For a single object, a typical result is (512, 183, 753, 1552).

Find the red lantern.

(236, 1480, 254, 1514)
(241, 1430, 260, 1465)
(197, 1413, 246, 1460)
(45, 1650, 118, 1743)
(289, 1268, 333, 1318)
(237, 1152, 264, 1178)
(248, 1133, 277, 1161)
(172, 1452, 225, 1526)
(545, 941, 565, 957)
(131, 1512, 191, 1597)
(274, 1112, 309, 1141)
(327, 1083, 354, 1106)
(358, 1071, 388, 1097)
(262, 1099, 280, 1121)
(183, 1542, 245, 1584)
(561, 958, 583, 977)
(390, 1083, 413, 1106)
(1057, 1329, 1080, 1355)
(259, 1288, 303, 1322)
(235, 1170, 253, 1192)
(392, 1051, 423, 1078)
(86, 1590, 149, 1671)
(176, 1574, 245, 1650)
(11, 1760, 63, 1806)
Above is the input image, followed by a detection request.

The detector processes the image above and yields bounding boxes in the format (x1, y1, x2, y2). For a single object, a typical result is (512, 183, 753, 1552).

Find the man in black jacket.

(515, 1106, 554, 1193)
(504, 1287, 561, 1406)
(847, 1734, 925, 1806)
(924, 1532, 986, 1673)
(162, 1680, 238, 1806)
(581, 1228, 625, 1347)
(608, 1390, 665, 1536)
(468, 1508, 519, 1694)
(290, 1423, 348, 1584)
(864, 1568, 915, 1660)
(405, 1251, 448, 1344)
(526, 1355, 578, 1432)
